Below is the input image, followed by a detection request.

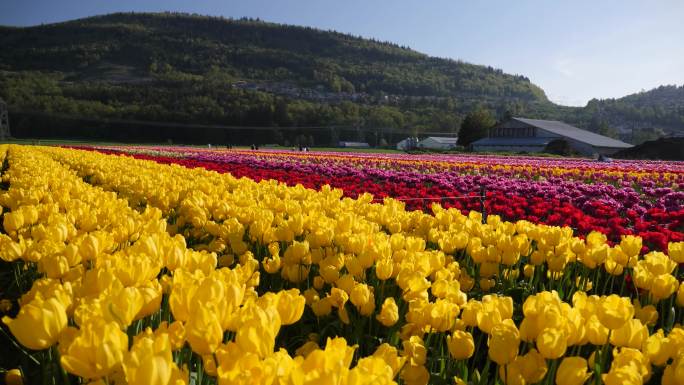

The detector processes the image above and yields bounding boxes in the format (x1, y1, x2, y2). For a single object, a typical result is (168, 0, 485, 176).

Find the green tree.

(596, 121, 619, 139)
(457, 108, 496, 146)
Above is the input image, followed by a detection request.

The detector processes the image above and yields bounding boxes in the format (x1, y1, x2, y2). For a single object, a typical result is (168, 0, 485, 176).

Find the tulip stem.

(618, 269, 627, 296)
(51, 345, 70, 385)
(545, 359, 559, 385)
(42, 348, 50, 385)
(478, 357, 491, 385)
(595, 332, 612, 385)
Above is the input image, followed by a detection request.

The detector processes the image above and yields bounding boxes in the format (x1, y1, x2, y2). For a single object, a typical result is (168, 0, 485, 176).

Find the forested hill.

(583, 85, 684, 134)
(0, 12, 554, 136)
(0, 12, 682, 144)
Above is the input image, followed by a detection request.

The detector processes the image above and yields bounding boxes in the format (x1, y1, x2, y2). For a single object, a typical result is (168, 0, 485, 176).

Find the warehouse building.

(417, 136, 459, 150)
(472, 117, 633, 156)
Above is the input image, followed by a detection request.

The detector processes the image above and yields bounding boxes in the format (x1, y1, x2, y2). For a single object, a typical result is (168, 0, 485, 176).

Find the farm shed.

(417, 136, 459, 150)
(472, 117, 633, 156)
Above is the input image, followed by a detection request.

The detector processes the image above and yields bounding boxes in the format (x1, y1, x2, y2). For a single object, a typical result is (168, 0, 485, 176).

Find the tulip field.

(0, 144, 683, 385)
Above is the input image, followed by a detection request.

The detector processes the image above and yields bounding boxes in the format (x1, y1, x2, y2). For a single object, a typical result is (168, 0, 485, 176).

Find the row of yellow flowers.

(0, 144, 683, 385)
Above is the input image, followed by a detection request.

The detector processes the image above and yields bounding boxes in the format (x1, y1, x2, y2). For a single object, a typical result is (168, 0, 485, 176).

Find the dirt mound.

(614, 137, 684, 160)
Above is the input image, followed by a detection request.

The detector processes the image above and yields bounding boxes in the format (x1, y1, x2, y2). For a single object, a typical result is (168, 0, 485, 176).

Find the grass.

(0, 139, 590, 158)
(0, 139, 404, 153)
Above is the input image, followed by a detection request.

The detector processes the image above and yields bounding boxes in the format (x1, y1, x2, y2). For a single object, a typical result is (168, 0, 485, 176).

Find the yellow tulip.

(376, 258, 393, 280)
(460, 300, 482, 327)
(328, 287, 349, 308)
(3, 211, 24, 233)
(135, 280, 163, 320)
(103, 287, 144, 328)
(643, 251, 677, 275)
(620, 235, 642, 258)
(348, 356, 395, 385)
(60, 319, 128, 379)
(498, 360, 525, 385)
(376, 297, 399, 327)
(4, 369, 23, 385)
(611, 348, 651, 382)
(79, 233, 103, 261)
(536, 328, 567, 359)
(2, 297, 67, 350)
(597, 295, 634, 330)
(336, 274, 356, 294)
(609, 318, 648, 349)
(372, 343, 405, 377)
(313, 275, 324, 290)
(151, 321, 186, 351)
(523, 264, 534, 278)
(0, 234, 24, 262)
(400, 364, 429, 385)
(446, 330, 474, 360)
(186, 305, 223, 355)
(585, 315, 609, 345)
(215, 342, 265, 384)
(311, 297, 332, 317)
(650, 274, 679, 301)
(668, 241, 683, 263)
(263, 255, 281, 274)
(235, 305, 281, 358)
(643, 329, 672, 366)
(602, 366, 643, 385)
(123, 334, 175, 385)
(517, 349, 547, 383)
(488, 319, 520, 365)
(276, 289, 305, 325)
(555, 357, 591, 385)
(428, 299, 459, 332)
(39, 254, 70, 278)
(402, 336, 427, 366)
(633, 300, 658, 326)
(350, 283, 372, 308)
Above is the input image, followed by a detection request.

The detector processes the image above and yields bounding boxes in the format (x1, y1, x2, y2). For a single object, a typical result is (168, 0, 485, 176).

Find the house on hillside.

(471, 117, 633, 156)
(417, 136, 459, 150)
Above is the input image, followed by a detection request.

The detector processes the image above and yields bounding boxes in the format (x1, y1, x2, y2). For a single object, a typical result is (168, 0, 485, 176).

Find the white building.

(396, 137, 419, 151)
(472, 117, 633, 156)
(417, 136, 459, 150)
(338, 141, 370, 148)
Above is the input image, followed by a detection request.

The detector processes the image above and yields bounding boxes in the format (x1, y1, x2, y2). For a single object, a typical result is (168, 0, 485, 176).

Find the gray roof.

(422, 136, 459, 144)
(472, 137, 553, 146)
(514, 118, 633, 148)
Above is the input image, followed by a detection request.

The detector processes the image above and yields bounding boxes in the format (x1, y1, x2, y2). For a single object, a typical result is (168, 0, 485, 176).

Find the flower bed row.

(98, 146, 684, 187)
(91, 148, 683, 252)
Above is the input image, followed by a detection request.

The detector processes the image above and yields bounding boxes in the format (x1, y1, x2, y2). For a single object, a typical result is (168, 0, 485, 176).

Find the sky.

(2, 0, 683, 107)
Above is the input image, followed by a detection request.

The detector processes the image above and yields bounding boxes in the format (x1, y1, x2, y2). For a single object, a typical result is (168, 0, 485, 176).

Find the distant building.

(471, 117, 633, 156)
(338, 141, 370, 148)
(417, 136, 459, 150)
(396, 137, 419, 151)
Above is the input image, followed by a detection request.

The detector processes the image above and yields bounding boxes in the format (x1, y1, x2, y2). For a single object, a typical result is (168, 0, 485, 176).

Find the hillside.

(0, 12, 682, 144)
(581, 85, 684, 136)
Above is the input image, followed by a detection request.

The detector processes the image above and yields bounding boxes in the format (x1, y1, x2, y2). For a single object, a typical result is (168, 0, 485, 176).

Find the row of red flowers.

(90, 149, 682, 252)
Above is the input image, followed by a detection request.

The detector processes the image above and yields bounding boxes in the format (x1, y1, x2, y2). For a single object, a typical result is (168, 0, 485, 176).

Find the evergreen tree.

(457, 108, 496, 147)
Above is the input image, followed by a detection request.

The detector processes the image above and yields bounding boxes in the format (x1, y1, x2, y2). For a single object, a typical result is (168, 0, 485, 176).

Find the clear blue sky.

(2, 0, 683, 106)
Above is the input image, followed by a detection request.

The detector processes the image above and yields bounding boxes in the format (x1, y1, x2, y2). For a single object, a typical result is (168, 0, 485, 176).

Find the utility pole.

(0, 98, 10, 141)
